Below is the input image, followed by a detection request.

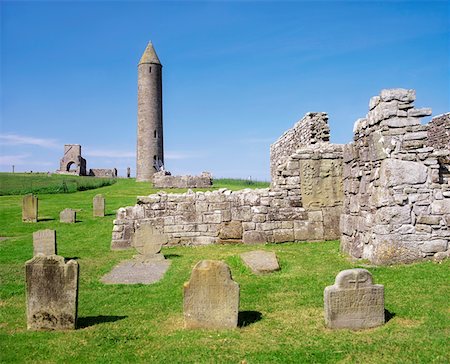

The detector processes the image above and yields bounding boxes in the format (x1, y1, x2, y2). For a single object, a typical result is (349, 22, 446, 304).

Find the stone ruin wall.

(112, 113, 344, 249)
(152, 171, 212, 189)
(270, 112, 330, 183)
(428, 113, 450, 150)
(89, 168, 118, 178)
(340, 89, 450, 264)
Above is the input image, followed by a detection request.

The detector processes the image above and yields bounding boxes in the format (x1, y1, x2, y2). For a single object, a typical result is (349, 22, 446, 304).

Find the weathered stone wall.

(56, 144, 86, 176)
(341, 89, 450, 264)
(428, 113, 450, 150)
(111, 187, 341, 250)
(270, 112, 330, 182)
(89, 168, 117, 178)
(152, 171, 212, 188)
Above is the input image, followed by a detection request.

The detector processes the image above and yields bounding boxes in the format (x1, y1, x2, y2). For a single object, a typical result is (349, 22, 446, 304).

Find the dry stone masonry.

(341, 89, 450, 264)
(33, 229, 57, 256)
(152, 171, 212, 188)
(22, 194, 38, 222)
(112, 112, 343, 249)
(26, 255, 79, 330)
(324, 268, 385, 330)
(183, 260, 239, 329)
(428, 113, 450, 150)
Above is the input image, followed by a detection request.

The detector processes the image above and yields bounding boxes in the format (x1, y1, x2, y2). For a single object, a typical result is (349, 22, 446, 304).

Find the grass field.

(0, 173, 117, 195)
(0, 177, 449, 363)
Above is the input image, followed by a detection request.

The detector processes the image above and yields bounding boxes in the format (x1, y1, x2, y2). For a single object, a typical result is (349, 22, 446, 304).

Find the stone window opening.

(438, 157, 450, 184)
(154, 130, 157, 138)
(66, 161, 77, 172)
(149, 66, 152, 73)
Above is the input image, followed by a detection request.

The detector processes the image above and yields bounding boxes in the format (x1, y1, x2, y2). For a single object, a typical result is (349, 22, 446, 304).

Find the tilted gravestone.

(25, 255, 79, 330)
(93, 194, 105, 217)
(324, 268, 385, 330)
(60, 208, 76, 223)
(132, 223, 168, 262)
(32, 229, 57, 256)
(22, 194, 38, 222)
(183, 260, 239, 329)
(240, 250, 280, 274)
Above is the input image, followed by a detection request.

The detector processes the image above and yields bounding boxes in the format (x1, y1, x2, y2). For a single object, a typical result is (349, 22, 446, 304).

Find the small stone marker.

(22, 194, 38, 222)
(127, 167, 131, 178)
(240, 250, 280, 274)
(26, 255, 79, 330)
(60, 208, 76, 223)
(183, 260, 239, 329)
(324, 268, 385, 330)
(33, 229, 57, 256)
(93, 194, 105, 217)
(132, 223, 168, 262)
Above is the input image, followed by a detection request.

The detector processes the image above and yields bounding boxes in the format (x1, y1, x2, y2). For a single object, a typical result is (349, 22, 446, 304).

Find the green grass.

(0, 177, 449, 363)
(0, 173, 117, 195)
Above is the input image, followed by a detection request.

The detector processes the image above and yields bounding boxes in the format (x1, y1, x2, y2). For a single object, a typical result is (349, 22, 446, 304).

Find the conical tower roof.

(139, 42, 161, 65)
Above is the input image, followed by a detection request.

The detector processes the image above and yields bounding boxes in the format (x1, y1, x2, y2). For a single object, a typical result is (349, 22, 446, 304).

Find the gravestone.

(60, 208, 76, 223)
(33, 229, 57, 256)
(240, 250, 280, 274)
(25, 255, 79, 330)
(324, 268, 385, 330)
(183, 260, 239, 329)
(132, 223, 167, 262)
(93, 194, 105, 217)
(22, 194, 38, 222)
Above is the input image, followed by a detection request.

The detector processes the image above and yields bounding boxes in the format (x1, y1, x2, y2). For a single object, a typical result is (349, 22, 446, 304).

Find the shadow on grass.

(238, 311, 262, 327)
(38, 217, 55, 222)
(164, 254, 181, 259)
(77, 315, 127, 328)
(65, 257, 80, 261)
(105, 212, 116, 217)
(385, 309, 395, 323)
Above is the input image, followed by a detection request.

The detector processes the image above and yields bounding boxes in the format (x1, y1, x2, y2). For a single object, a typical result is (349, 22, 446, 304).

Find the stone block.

(294, 221, 324, 241)
(93, 194, 105, 217)
(420, 240, 448, 253)
(132, 224, 168, 260)
(183, 260, 239, 329)
(22, 194, 38, 222)
(380, 88, 415, 103)
(416, 215, 442, 225)
(272, 229, 294, 243)
(431, 200, 450, 215)
(240, 250, 280, 274)
(375, 205, 411, 225)
(60, 208, 76, 223)
(33, 229, 57, 256)
(380, 159, 428, 187)
(324, 269, 384, 330)
(243, 231, 267, 244)
(218, 221, 243, 240)
(26, 255, 79, 330)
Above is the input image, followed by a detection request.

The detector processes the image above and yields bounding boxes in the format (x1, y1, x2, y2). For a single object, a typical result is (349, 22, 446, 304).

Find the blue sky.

(1, 0, 449, 180)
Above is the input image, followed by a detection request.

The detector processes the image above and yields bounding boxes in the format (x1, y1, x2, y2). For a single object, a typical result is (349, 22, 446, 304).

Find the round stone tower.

(136, 42, 164, 182)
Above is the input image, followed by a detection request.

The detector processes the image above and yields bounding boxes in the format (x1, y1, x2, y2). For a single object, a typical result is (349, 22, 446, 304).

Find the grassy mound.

(0, 173, 117, 196)
(0, 178, 448, 363)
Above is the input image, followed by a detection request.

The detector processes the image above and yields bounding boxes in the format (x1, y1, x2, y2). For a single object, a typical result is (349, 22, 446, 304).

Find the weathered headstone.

(93, 194, 105, 217)
(22, 194, 38, 222)
(60, 208, 76, 223)
(132, 223, 167, 262)
(183, 260, 239, 329)
(25, 255, 79, 330)
(240, 250, 280, 274)
(32, 229, 57, 256)
(324, 268, 385, 330)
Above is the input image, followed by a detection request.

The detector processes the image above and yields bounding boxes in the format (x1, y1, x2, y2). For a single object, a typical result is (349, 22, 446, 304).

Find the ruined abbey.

(111, 44, 449, 265)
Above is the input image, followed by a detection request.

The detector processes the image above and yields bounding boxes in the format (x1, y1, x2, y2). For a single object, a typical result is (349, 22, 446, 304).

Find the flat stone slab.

(240, 250, 280, 274)
(101, 259, 171, 285)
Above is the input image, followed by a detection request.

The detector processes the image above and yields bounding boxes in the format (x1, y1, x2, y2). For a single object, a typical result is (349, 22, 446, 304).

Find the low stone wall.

(270, 112, 330, 182)
(89, 168, 117, 178)
(152, 171, 212, 188)
(341, 89, 450, 264)
(428, 113, 450, 150)
(111, 187, 342, 249)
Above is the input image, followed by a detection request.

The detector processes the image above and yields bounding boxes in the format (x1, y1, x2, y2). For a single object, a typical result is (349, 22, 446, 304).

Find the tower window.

(149, 67, 152, 73)
(153, 155, 157, 161)
(154, 130, 157, 138)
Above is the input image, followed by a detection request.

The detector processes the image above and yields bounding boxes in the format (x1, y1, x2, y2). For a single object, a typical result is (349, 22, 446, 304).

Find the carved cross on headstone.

(348, 274, 368, 289)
